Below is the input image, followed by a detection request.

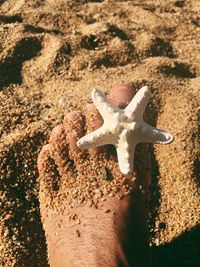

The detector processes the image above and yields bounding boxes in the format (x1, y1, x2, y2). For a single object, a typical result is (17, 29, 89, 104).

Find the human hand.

(37, 84, 150, 267)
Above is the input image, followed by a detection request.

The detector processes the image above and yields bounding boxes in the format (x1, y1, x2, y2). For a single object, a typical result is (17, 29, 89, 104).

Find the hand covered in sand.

(37, 85, 151, 267)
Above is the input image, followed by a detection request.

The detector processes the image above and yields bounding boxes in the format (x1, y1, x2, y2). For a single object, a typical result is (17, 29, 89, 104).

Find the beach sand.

(0, 0, 199, 266)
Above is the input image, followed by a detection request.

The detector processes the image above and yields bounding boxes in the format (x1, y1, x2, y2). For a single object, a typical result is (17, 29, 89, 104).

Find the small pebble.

(104, 209, 111, 213)
(75, 230, 81, 237)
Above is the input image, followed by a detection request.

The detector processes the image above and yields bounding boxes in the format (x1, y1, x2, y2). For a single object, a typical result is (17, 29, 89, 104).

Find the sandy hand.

(37, 85, 150, 267)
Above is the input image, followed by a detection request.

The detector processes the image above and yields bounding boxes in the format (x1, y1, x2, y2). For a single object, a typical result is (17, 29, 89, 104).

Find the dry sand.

(0, 0, 199, 266)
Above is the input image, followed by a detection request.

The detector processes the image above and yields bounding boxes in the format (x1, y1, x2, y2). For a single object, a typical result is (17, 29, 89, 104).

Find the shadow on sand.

(151, 224, 200, 267)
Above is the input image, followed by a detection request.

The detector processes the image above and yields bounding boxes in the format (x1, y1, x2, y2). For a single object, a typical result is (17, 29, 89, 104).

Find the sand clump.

(40, 152, 138, 213)
(0, 0, 200, 266)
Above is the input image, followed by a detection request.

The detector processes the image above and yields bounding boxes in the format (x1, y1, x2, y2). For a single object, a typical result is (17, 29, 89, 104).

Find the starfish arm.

(116, 141, 135, 175)
(138, 122, 174, 144)
(125, 86, 150, 120)
(77, 127, 113, 149)
(92, 89, 119, 118)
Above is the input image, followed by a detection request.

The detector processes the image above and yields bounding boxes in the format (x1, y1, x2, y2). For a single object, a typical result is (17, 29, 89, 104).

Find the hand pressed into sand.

(37, 84, 172, 267)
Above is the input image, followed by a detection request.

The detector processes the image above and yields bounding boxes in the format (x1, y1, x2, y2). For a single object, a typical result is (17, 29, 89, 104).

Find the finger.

(49, 124, 74, 176)
(64, 111, 88, 170)
(37, 144, 51, 174)
(109, 84, 137, 109)
(38, 144, 61, 201)
(84, 103, 105, 158)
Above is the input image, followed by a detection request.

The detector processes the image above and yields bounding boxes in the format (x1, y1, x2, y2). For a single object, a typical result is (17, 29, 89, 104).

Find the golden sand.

(0, 0, 199, 266)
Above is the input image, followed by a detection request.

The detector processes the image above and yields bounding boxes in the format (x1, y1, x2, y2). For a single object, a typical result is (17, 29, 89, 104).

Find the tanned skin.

(38, 85, 150, 267)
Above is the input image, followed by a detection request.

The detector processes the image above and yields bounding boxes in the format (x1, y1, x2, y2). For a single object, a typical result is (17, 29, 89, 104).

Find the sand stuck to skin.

(0, 0, 199, 266)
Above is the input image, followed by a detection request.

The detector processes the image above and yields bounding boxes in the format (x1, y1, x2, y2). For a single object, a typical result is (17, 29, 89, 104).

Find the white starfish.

(77, 86, 173, 175)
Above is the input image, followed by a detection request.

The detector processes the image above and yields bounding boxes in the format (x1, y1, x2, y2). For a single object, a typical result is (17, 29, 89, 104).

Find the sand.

(0, 0, 199, 266)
